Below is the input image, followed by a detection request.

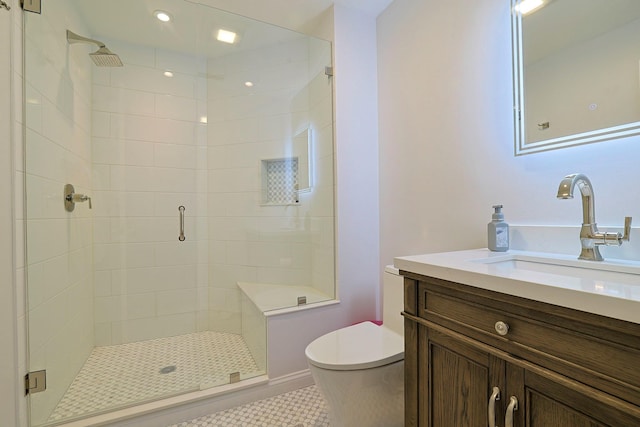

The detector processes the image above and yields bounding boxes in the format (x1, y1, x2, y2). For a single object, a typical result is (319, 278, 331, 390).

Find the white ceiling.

(73, 0, 393, 60)
(194, 0, 395, 29)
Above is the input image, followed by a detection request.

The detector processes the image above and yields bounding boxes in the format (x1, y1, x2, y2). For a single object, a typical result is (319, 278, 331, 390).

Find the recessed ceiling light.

(217, 29, 237, 44)
(163, 70, 174, 77)
(515, 0, 544, 15)
(154, 10, 172, 22)
(244, 81, 254, 87)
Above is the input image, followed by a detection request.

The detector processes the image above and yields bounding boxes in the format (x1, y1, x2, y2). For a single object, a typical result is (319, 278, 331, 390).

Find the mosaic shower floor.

(48, 331, 262, 423)
(168, 385, 330, 427)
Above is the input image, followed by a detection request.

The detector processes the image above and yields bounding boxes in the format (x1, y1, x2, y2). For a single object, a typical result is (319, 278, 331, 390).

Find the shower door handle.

(178, 206, 186, 241)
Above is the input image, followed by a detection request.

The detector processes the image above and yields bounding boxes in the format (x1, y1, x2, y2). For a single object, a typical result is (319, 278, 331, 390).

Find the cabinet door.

(421, 327, 505, 427)
(506, 364, 640, 427)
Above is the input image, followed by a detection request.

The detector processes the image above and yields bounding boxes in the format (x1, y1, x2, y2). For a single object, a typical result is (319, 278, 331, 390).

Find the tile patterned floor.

(48, 331, 262, 423)
(168, 385, 330, 427)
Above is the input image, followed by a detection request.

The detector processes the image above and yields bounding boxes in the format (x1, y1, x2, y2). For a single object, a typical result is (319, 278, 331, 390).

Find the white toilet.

(305, 266, 404, 427)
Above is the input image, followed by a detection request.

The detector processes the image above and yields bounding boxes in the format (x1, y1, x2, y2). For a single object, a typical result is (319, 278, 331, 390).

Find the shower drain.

(159, 365, 177, 374)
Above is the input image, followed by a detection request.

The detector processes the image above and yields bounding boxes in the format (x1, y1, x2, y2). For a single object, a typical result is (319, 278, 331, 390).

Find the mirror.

(512, 0, 640, 155)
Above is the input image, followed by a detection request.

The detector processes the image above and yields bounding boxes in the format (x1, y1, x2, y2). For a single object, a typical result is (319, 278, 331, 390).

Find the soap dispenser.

(488, 205, 509, 252)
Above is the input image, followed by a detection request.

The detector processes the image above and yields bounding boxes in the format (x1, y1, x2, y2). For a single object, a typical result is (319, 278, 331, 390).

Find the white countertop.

(394, 249, 640, 324)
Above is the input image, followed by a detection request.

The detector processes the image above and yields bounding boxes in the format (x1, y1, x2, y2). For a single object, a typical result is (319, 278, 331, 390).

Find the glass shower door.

(24, 2, 212, 422)
(24, 1, 334, 425)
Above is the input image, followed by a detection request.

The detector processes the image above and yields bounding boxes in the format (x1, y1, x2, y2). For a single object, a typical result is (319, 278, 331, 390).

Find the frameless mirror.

(512, 0, 640, 155)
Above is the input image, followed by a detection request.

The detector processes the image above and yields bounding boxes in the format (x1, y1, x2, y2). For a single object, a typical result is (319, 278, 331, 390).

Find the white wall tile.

(109, 165, 155, 192)
(209, 217, 250, 241)
(25, 83, 42, 134)
(159, 312, 197, 337)
(155, 241, 198, 266)
(197, 263, 209, 286)
(25, 130, 67, 184)
(154, 192, 197, 216)
(209, 264, 257, 289)
(150, 167, 196, 193)
(125, 293, 157, 320)
(94, 295, 122, 322)
(26, 219, 69, 264)
(208, 168, 259, 193)
(256, 267, 311, 286)
(120, 317, 159, 342)
(94, 322, 112, 346)
(249, 241, 296, 268)
(94, 270, 112, 297)
(157, 288, 197, 316)
(92, 111, 111, 137)
(156, 50, 204, 76)
(208, 240, 227, 264)
(92, 164, 111, 191)
(122, 265, 197, 294)
(258, 113, 293, 141)
(152, 118, 197, 145)
(197, 287, 209, 311)
(92, 67, 111, 87)
(226, 241, 250, 265)
(122, 192, 156, 216)
(156, 94, 197, 121)
(154, 143, 197, 168)
(103, 39, 156, 68)
(206, 145, 227, 169)
(113, 63, 196, 98)
(224, 143, 267, 169)
(93, 85, 156, 116)
(110, 113, 157, 142)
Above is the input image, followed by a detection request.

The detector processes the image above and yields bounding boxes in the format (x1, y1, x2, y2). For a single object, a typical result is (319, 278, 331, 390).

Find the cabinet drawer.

(417, 277, 640, 406)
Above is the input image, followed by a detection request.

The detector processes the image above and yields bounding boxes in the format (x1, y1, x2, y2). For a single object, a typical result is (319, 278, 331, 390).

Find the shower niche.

(23, 0, 335, 425)
(260, 126, 312, 205)
(261, 157, 300, 205)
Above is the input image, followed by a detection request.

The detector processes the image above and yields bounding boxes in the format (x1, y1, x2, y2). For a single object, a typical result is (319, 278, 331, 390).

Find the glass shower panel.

(207, 21, 336, 317)
(24, 1, 333, 425)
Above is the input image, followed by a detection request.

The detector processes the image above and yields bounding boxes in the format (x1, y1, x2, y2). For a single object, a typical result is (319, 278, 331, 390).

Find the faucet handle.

(622, 216, 632, 242)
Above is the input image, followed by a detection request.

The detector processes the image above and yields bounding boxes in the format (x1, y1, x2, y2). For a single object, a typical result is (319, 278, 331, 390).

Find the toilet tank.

(382, 266, 404, 336)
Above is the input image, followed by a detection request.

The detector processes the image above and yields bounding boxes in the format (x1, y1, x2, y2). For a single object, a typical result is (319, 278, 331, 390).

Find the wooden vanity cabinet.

(402, 272, 640, 427)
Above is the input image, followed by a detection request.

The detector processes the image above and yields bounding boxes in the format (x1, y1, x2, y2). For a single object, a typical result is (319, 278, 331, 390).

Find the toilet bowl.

(305, 266, 404, 427)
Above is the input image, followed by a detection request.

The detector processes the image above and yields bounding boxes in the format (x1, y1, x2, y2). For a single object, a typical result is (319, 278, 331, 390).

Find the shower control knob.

(494, 321, 509, 336)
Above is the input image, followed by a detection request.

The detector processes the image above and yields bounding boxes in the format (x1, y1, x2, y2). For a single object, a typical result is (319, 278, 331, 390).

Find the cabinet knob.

(495, 321, 510, 336)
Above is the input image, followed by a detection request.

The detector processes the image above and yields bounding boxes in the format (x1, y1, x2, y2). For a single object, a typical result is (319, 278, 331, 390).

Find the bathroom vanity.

(396, 249, 640, 427)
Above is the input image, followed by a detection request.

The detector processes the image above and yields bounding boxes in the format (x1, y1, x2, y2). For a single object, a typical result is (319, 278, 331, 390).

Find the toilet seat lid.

(305, 321, 404, 371)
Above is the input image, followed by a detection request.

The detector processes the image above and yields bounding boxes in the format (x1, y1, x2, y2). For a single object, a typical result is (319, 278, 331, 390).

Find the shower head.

(90, 47, 123, 67)
(66, 30, 123, 67)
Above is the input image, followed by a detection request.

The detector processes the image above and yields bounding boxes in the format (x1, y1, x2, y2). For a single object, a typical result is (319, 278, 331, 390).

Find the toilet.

(305, 266, 404, 427)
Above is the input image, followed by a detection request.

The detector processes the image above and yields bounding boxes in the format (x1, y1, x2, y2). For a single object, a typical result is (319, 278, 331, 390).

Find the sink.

(470, 253, 640, 289)
(394, 248, 640, 323)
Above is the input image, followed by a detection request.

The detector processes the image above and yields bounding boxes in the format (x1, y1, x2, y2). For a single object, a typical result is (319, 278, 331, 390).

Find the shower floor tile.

(168, 385, 330, 427)
(48, 331, 262, 423)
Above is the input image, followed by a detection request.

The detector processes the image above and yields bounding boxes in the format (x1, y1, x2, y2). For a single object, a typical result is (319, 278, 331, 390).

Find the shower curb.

(54, 370, 314, 427)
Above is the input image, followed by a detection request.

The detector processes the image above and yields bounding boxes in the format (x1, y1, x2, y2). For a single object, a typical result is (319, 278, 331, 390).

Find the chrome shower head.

(90, 47, 123, 67)
(66, 30, 123, 67)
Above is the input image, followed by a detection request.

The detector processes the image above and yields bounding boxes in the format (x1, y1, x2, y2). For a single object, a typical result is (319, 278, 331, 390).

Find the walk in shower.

(23, 1, 335, 425)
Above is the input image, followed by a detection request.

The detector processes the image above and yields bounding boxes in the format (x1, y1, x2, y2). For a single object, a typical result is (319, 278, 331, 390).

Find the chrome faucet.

(556, 173, 631, 261)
